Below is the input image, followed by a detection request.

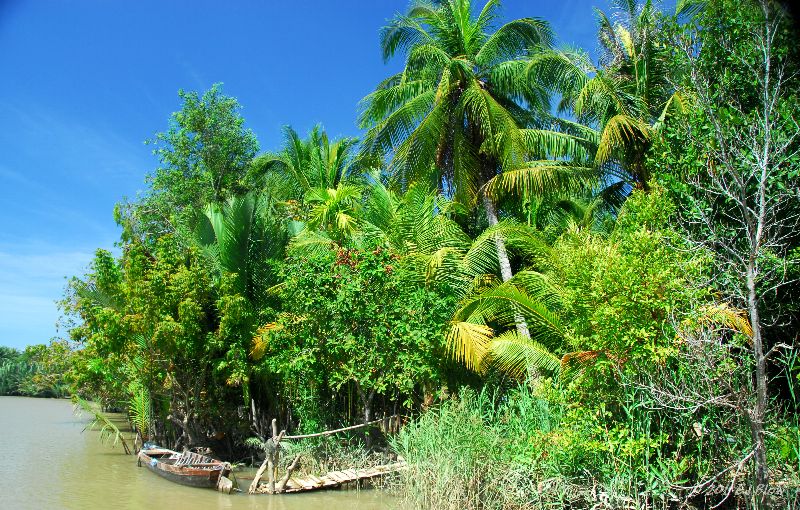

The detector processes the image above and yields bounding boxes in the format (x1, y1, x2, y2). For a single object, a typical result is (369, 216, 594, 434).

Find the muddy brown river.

(0, 397, 399, 509)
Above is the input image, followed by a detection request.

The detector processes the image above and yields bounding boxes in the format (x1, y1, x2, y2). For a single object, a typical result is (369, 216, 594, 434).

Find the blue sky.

(0, 0, 613, 349)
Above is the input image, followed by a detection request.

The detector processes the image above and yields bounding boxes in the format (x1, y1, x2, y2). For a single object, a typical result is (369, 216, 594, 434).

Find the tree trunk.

(356, 385, 376, 448)
(482, 193, 531, 339)
(747, 262, 769, 492)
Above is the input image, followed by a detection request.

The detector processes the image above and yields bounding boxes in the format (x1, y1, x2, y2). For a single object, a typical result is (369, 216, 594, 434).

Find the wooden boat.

(137, 445, 231, 489)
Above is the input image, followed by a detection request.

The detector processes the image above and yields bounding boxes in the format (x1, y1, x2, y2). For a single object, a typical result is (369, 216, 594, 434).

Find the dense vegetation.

(4, 0, 799, 507)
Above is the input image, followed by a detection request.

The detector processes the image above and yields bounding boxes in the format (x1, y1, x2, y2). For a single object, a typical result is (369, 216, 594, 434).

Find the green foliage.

(73, 396, 132, 454)
(556, 188, 703, 368)
(262, 244, 454, 422)
(774, 349, 800, 469)
(65, 231, 267, 448)
(360, 0, 584, 208)
(0, 348, 34, 396)
(248, 124, 363, 198)
(115, 84, 260, 245)
(529, 0, 684, 189)
(653, 0, 800, 343)
(149, 83, 258, 206)
(0, 341, 75, 397)
(392, 388, 510, 509)
(54, 2, 800, 506)
(449, 187, 707, 385)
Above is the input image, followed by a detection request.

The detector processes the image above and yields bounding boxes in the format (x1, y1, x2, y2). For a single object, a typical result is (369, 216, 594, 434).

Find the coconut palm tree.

(361, 0, 595, 338)
(448, 270, 567, 377)
(525, 0, 690, 191)
(360, 0, 567, 199)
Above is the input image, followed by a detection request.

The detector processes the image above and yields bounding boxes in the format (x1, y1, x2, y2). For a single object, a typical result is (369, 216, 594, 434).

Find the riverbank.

(0, 397, 397, 510)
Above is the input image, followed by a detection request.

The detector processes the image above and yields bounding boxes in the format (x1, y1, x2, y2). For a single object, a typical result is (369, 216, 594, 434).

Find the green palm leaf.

(485, 330, 561, 378)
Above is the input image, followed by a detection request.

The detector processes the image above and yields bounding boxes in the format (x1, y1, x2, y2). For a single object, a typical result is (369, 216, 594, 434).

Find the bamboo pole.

(282, 415, 401, 440)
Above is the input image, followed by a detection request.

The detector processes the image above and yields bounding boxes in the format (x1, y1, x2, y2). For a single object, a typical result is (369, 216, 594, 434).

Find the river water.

(0, 397, 399, 510)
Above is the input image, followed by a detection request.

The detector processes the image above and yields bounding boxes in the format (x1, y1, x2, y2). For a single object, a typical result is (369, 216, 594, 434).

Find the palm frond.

(484, 161, 596, 199)
(683, 303, 753, 337)
(73, 396, 131, 454)
(447, 320, 494, 370)
(251, 322, 283, 361)
(76, 282, 124, 311)
(475, 18, 553, 67)
(128, 386, 152, 440)
(594, 114, 651, 166)
(675, 0, 707, 19)
(288, 229, 338, 258)
(380, 12, 435, 62)
(485, 330, 561, 378)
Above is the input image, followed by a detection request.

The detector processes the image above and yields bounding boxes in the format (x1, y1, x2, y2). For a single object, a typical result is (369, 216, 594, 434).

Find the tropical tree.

(149, 84, 259, 206)
(527, 0, 694, 191)
(249, 124, 376, 246)
(117, 84, 260, 244)
(360, 0, 557, 201)
(360, 0, 584, 339)
(249, 125, 363, 202)
(0, 347, 32, 395)
(194, 191, 288, 302)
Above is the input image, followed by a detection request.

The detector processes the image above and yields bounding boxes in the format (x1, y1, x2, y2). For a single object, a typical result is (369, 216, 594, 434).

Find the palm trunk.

(482, 194, 531, 339)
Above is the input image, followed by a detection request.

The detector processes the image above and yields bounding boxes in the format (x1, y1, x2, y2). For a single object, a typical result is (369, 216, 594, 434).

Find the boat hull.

(138, 448, 230, 489)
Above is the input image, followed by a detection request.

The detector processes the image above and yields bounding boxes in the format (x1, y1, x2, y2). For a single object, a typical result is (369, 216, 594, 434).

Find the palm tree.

(448, 270, 567, 378)
(249, 124, 363, 204)
(195, 192, 287, 301)
(249, 124, 377, 248)
(360, 0, 574, 338)
(527, 0, 689, 190)
(304, 184, 365, 242)
(361, 0, 562, 197)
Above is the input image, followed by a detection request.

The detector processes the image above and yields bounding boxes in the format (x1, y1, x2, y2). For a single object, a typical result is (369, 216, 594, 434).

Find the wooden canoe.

(138, 446, 231, 489)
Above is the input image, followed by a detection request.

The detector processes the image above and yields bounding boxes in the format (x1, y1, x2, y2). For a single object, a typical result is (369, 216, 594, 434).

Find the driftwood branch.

(248, 456, 269, 494)
(276, 455, 302, 493)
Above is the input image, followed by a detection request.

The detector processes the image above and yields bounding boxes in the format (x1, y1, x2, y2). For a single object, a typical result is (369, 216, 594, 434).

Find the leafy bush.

(260, 244, 456, 428)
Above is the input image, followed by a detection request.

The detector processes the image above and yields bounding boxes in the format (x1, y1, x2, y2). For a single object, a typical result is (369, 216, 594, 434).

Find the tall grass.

(388, 373, 800, 510)
(389, 386, 562, 510)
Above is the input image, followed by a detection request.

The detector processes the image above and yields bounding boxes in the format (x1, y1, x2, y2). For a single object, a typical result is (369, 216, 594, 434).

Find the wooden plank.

(297, 476, 318, 489)
(252, 460, 408, 495)
(307, 474, 324, 486)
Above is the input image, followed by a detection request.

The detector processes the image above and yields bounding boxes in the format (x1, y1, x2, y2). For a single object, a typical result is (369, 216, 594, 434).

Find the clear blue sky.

(0, 0, 614, 349)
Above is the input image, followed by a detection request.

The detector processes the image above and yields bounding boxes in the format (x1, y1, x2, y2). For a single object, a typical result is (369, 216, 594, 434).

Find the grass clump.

(390, 386, 560, 510)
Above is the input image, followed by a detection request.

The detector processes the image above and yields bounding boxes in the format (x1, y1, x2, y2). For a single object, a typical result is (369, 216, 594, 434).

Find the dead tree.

(675, 0, 800, 494)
